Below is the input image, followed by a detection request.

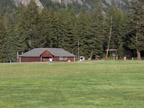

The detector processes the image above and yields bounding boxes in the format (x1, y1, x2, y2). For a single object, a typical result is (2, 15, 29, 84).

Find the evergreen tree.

(15, 5, 28, 52)
(40, 8, 58, 48)
(75, 12, 90, 59)
(63, 10, 76, 54)
(56, 9, 69, 48)
(0, 13, 7, 62)
(47, 9, 58, 47)
(88, 4, 104, 59)
(16, 0, 41, 52)
(105, 6, 128, 59)
(3, 13, 17, 61)
(128, 0, 144, 60)
(0, 0, 16, 14)
(116, 12, 128, 58)
(39, 8, 59, 48)
(25, 0, 41, 49)
(39, 8, 50, 47)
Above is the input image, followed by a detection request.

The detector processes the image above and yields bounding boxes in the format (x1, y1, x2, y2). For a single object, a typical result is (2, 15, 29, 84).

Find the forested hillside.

(40, 0, 130, 12)
(11, 0, 131, 13)
(0, 0, 16, 13)
(0, 0, 144, 62)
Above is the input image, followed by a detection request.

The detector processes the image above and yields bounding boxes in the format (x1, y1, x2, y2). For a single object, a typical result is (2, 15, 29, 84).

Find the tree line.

(0, 0, 144, 62)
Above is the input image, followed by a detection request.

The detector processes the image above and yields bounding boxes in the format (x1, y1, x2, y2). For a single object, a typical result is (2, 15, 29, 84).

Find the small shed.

(109, 49, 118, 56)
(106, 49, 118, 60)
(19, 48, 75, 62)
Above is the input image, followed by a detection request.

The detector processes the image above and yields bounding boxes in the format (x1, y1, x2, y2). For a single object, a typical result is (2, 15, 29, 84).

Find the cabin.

(19, 48, 75, 62)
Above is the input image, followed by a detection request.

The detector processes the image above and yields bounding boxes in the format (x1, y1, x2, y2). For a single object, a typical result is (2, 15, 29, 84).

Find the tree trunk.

(28, 39, 32, 50)
(106, 16, 112, 60)
(89, 50, 93, 60)
(17, 52, 19, 62)
(137, 50, 141, 60)
(135, 18, 141, 60)
(106, 49, 109, 60)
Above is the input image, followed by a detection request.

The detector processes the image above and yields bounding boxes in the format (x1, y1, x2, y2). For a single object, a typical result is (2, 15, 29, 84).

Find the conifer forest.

(0, 0, 144, 62)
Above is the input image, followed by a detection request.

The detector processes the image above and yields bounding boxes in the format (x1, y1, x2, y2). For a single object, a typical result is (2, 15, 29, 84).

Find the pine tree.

(56, 9, 69, 48)
(0, 0, 16, 14)
(105, 6, 115, 59)
(0, 13, 7, 62)
(88, 4, 104, 59)
(40, 8, 58, 48)
(3, 13, 17, 61)
(25, 0, 41, 49)
(105, 6, 128, 59)
(39, 8, 60, 48)
(47, 8, 58, 47)
(63, 11, 76, 54)
(128, 0, 144, 60)
(75, 12, 90, 59)
(16, 0, 41, 52)
(15, 5, 28, 52)
(116, 12, 128, 58)
(39, 8, 50, 47)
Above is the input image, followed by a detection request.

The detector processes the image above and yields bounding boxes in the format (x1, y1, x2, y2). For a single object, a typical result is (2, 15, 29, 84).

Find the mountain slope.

(13, 0, 43, 8)
(52, 0, 131, 6)
(50, 0, 131, 9)
(12, 0, 131, 12)
(41, 0, 131, 12)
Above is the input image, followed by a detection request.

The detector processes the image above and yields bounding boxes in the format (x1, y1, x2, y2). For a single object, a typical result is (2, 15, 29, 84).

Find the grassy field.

(0, 61, 144, 108)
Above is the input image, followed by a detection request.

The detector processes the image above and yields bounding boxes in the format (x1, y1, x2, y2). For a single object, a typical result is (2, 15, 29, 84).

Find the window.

(59, 57, 68, 60)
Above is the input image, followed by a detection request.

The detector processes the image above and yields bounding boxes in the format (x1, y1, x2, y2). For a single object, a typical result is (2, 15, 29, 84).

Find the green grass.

(0, 61, 144, 108)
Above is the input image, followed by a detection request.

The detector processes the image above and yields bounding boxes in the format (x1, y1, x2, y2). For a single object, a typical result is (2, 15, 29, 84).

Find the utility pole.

(106, 16, 112, 60)
(65, 0, 68, 10)
(78, 39, 80, 61)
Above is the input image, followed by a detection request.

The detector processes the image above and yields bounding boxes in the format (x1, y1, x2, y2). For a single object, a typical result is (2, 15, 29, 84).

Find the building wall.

(20, 57, 75, 62)
(21, 57, 41, 62)
(53, 57, 75, 62)
(68, 57, 75, 62)
(40, 50, 53, 62)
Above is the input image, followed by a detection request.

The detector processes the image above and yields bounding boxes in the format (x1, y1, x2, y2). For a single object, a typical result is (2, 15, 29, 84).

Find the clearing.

(0, 61, 144, 108)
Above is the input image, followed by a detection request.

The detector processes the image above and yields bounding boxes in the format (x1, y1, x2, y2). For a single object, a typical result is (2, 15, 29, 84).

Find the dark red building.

(19, 48, 76, 62)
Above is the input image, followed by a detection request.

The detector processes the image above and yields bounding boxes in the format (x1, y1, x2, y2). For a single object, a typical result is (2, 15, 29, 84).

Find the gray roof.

(20, 48, 75, 57)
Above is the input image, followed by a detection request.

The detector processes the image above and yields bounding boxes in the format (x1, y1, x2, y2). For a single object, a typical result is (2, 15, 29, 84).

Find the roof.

(20, 48, 75, 57)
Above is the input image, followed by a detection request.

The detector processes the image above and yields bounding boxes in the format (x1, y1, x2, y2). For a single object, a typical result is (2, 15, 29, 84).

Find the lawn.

(0, 61, 144, 108)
